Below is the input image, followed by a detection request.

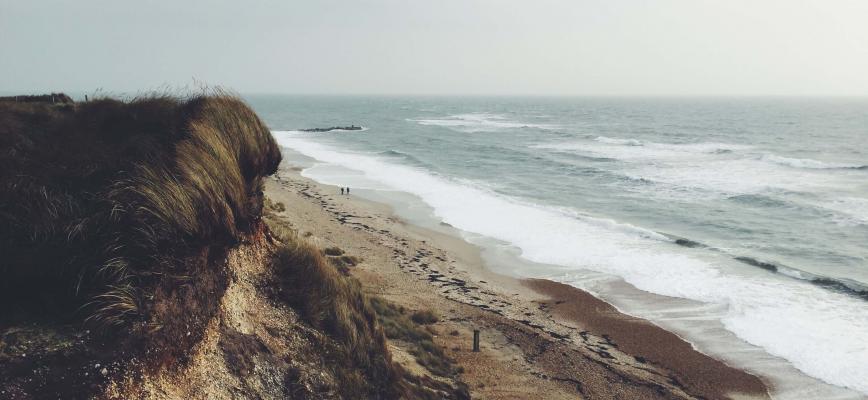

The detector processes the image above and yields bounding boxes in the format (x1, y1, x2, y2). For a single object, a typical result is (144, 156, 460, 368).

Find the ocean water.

(249, 96, 868, 398)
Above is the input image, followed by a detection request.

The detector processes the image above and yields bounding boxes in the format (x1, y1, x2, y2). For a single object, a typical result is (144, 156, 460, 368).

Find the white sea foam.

(410, 113, 558, 133)
(543, 137, 750, 158)
(271, 127, 369, 135)
(328, 126, 370, 132)
(625, 159, 835, 196)
(816, 197, 868, 226)
(274, 133, 868, 396)
(550, 136, 868, 175)
(593, 136, 750, 152)
(595, 136, 644, 146)
(761, 154, 866, 170)
(535, 138, 862, 199)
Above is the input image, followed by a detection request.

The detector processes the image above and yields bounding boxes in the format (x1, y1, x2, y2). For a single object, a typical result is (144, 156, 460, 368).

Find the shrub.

(264, 198, 285, 213)
(323, 246, 344, 256)
(411, 310, 439, 325)
(318, 246, 361, 275)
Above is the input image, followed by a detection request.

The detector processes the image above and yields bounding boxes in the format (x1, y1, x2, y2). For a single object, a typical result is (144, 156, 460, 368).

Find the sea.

(247, 95, 868, 399)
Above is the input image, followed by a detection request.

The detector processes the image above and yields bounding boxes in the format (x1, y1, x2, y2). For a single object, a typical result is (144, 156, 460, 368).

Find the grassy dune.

(0, 93, 467, 398)
(1, 93, 279, 335)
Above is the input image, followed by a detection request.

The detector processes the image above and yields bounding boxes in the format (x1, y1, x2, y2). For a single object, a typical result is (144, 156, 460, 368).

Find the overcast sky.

(2, 0, 867, 96)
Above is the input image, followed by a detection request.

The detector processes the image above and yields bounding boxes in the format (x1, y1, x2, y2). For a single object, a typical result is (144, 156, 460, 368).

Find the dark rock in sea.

(674, 238, 704, 248)
(734, 256, 778, 272)
(301, 125, 363, 132)
(811, 277, 868, 301)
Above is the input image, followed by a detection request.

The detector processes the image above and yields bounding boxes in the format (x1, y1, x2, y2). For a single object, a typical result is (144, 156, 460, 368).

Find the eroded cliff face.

(0, 222, 431, 399)
(104, 224, 365, 399)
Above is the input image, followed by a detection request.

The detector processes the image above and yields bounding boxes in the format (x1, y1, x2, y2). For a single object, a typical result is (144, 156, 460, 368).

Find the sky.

(1, 0, 867, 96)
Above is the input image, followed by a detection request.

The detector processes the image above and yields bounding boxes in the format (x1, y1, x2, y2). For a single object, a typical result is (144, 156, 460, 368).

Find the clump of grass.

(319, 246, 361, 275)
(411, 309, 439, 325)
(323, 246, 344, 256)
(329, 255, 360, 276)
(264, 197, 285, 213)
(263, 206, 296, 241)
(269, 228, 402, 399)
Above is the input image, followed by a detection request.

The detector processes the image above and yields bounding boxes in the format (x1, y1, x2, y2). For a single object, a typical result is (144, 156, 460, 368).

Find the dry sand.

(264, 165, 771, 400)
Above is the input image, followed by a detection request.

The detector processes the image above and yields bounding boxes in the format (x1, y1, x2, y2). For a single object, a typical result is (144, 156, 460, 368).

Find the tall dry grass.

(269, 227, 403, 398)
(265, 214, 469, 399)
(0, 92, 281, 335)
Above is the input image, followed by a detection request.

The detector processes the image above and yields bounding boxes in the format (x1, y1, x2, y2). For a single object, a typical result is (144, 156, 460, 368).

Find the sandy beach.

(264, 163, 770, 400)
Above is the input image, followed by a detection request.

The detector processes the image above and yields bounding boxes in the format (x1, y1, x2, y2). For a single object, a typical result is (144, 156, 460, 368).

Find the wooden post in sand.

(473, 329, 480, 352)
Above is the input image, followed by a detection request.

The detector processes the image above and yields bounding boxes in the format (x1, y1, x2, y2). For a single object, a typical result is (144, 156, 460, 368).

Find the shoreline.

(525, 279, 768, 399)
(265, 164, 771, 399)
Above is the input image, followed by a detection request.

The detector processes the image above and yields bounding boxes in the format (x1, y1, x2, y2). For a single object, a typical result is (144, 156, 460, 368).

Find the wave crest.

(761, 154, 867, 170)
(410, 113, 558, 133)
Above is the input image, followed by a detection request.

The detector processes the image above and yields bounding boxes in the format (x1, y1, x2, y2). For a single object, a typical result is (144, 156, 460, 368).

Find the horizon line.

(3, 89, 868, 99)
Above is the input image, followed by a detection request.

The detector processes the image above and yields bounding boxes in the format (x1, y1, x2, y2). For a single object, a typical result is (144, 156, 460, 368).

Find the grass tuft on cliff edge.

(0, 92, 280, 337)
(0, 93, 282, 397)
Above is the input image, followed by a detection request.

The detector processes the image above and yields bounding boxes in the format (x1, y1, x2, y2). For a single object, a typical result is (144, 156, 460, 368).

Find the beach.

(264, 163, 771, 400)
(5, 2, 868, 398)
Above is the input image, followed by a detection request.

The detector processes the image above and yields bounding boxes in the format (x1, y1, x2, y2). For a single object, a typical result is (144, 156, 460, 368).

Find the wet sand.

(265, 164, 771, 399)
(526, 279, 769, 399)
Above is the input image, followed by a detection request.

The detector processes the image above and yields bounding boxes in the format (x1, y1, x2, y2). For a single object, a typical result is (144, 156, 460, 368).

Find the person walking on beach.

(341, 187, 344, 195)
(346, 187, 350, 195)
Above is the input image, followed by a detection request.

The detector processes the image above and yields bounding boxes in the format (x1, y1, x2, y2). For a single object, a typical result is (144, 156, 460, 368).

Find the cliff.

(0, 93, 466, 399)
